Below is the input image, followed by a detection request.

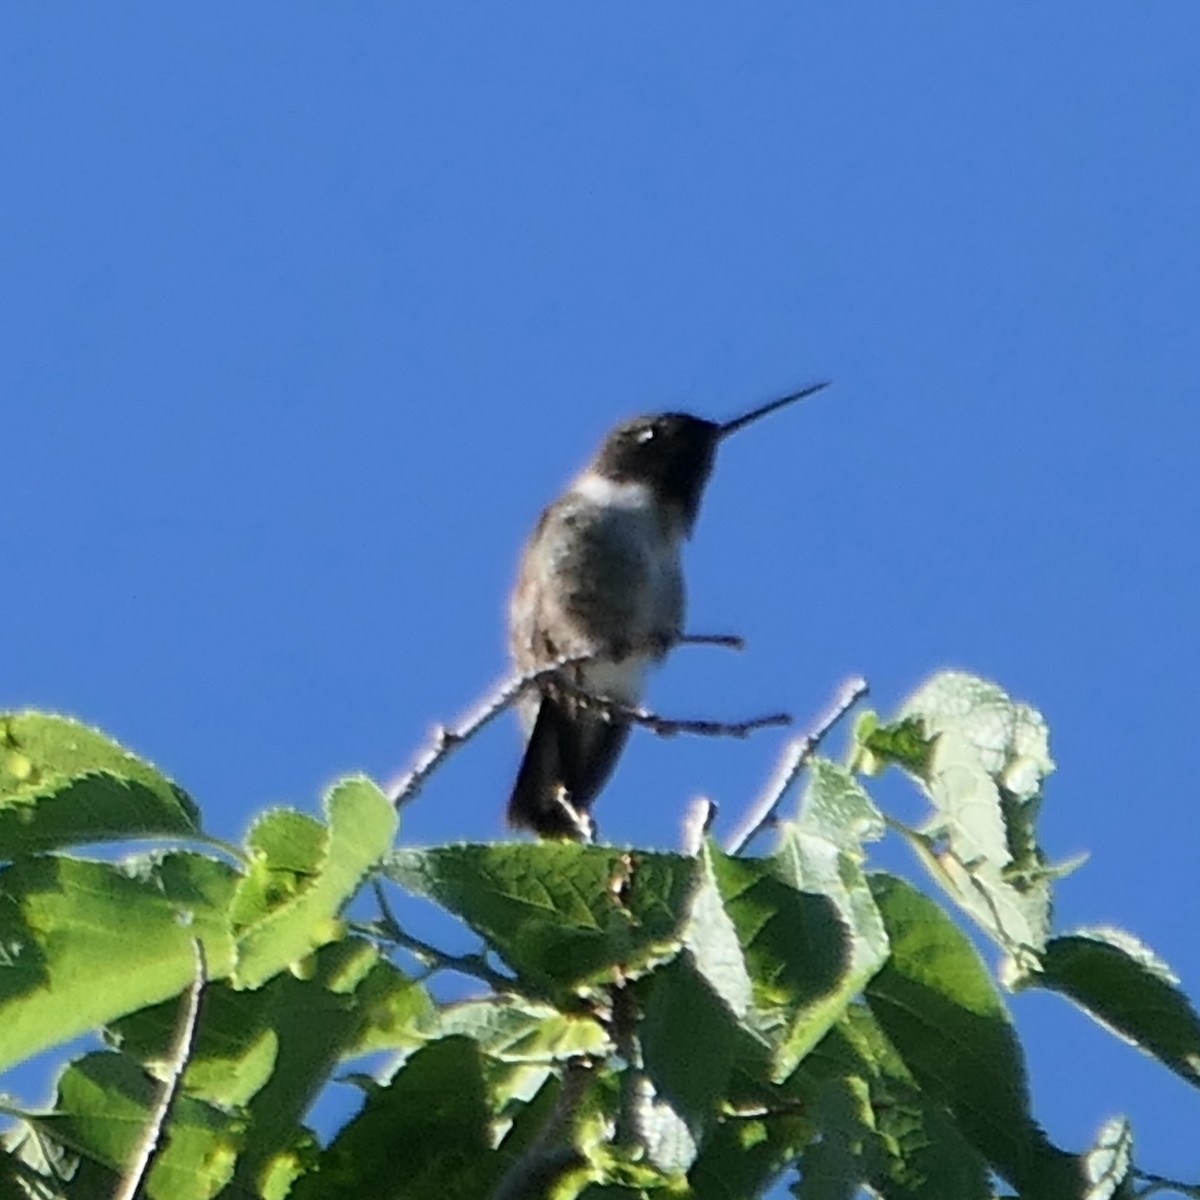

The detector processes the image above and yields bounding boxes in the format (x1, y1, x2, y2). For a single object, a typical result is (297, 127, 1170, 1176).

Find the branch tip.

(724, 676, 869, 855)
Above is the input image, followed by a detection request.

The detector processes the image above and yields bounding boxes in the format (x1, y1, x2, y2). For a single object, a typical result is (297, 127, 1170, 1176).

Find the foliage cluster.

(1, 672, 1198, 1199)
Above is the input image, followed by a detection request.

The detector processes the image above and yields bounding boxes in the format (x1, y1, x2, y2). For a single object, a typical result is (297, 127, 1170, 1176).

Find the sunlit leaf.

(0, 853, 235, 1073)
(109, 935, 430, 1195)
(233, 777, 397, 989)
(0, 712, 199, 857)
(434, 996, 609, 1062)
(885, 672, 1058, 963)
(710, 762, 888, 1080)
(30, 1052, 242, 1200)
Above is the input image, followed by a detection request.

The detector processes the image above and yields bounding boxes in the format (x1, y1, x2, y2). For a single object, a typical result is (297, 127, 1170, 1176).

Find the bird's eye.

(635, 426, 656, 444)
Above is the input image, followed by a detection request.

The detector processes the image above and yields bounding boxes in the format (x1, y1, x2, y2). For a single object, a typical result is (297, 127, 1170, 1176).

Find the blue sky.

(3, 4, 1199, 1190)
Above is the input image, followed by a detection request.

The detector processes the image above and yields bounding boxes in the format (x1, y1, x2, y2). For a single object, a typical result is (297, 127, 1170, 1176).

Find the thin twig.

(555, 678, 791, 739)
(386, 635, 751, 807)
(610, 981, 648, 1152)
(677, 633, 745, 651)
(385, 655, 596, 807)
(1135, 1170, 1200, 1198)
(724, 676, 869, 855)
(114, 939, 207, 1200)
(371, 880, 518, 992)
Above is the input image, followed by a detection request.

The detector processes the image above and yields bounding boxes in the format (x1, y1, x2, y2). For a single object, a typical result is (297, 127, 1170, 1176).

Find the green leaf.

(434, 996, 610, 1062)
(491, 1068, 562, 1153)
(433, 996, 610, 1122)
(890, 671, 1057, 963)
(782, 764, 890, 1031)
(340, 950, 438, 1058)
(387, 843, 696, 995)
(1033, 929, 1200, 1090)
(578, 1184, 675, 1199)
(109, 937, 430, 1191)
(787, 1006, 993, 1200)
(232, 939, 418, 1192)
(710, 763, 889, 1080)
(0, 712, 200, 857)
(641, 955, 740, 1138)
(228, 808, 326, 930)
(900, 672, 1054, 798)
(865, 1086, 993, 1200)
(794, 1075, 885, 1200)
(291, 1036, 496, 1200)
(608, 1070, 698, 1177)
(857, 714, 932, 777)
(864, 874, 1081, 1199)
(682, 843, 753, 1022)
(30, 1052, 243, 1200)
(806, 1000, 910, 1082)
(797, 1070, 995, 1200)
(2, 1120, 82, 1199)
(233, 777, 397, 989)
(687, 1104, 812, 1200)
(0, 853, 236, 1073)
(768, 825, 888, 1076)
(710, 852, 848, 1057)
(796, 760, 887, 850)
(616, 844, 767, 1165)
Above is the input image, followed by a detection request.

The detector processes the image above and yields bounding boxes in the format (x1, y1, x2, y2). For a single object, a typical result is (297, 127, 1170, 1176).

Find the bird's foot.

(551, 785, 596, 844)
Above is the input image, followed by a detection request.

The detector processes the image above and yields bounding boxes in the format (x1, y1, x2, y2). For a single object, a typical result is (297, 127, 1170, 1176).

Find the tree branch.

(724, 676, 869, 855)
(370, 881, 518, 993)
(1134, 1170, 1200, 1198)
(610, 980, 648, 1153)
(114, 939, 207, 1200)
(676, 632, 745, 651)
(385, 655, 596, 807)
(555, 677, 791, 739)
(385, 634, 752, 808)
(489, 1058, 593, 1200)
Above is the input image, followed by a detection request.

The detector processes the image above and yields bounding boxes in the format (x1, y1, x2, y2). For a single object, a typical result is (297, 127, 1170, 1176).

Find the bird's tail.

(506, 693, 629, 838)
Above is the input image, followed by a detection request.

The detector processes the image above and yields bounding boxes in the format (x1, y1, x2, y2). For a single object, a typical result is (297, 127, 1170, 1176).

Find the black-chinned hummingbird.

(506, 381, 830, 839)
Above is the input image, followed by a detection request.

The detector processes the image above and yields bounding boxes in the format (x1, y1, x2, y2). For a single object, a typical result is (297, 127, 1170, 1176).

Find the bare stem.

(370, 881, 518, 992)
(724, 676, 869, 855)
(385, 654, 598, 807)
(489, 1058, 594, 1200)
(385, 634, 752, 807)
(556, 677, 791, 739)
(114, 940, 207, 1200)
(1135, 1171, 1200, 1199)
(676, 632, 745, 651)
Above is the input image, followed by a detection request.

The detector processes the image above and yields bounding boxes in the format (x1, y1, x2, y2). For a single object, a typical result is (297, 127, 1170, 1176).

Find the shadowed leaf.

(387, 843, 696, 995)
(1034, 929, 1200, 1090)
(291, 1037, 495, 1200)
(864, 874, 1083, 1199)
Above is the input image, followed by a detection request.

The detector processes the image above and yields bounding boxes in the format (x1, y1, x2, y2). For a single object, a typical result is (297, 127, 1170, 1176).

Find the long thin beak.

(718, 380, 830, 439)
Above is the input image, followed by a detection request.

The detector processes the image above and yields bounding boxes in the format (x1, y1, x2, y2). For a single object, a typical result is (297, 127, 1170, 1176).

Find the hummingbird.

(506, 381, 829, 839)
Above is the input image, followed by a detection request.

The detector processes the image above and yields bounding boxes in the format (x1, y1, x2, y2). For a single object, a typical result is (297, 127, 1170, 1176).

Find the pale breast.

(510, 474, 685, 672)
